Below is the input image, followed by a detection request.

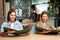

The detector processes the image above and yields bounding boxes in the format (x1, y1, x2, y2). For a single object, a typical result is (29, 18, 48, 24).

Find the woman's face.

(42, 14, 48, 22)
(9, 12, 16, 22)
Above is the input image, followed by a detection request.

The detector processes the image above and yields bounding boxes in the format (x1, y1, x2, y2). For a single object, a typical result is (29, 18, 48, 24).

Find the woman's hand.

(51, 26, 57, 30)
(7, 30, 16, 34)
(0, 32, 6, 36)
(57, 27, 60, 30)
(43, 30, 51, 33)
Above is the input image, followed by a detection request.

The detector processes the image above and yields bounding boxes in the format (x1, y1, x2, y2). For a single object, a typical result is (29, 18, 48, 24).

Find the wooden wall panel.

(0, 0, 2, 16)
(0, 0, 6, 25)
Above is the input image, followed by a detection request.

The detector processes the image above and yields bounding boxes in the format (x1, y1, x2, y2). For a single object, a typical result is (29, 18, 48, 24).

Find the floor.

(0, 34, 60, 40)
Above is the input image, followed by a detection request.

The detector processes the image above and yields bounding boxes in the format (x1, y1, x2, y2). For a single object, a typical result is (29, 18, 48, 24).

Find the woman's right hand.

(57, 27, 60, 30)
(7, 30, 16, 34)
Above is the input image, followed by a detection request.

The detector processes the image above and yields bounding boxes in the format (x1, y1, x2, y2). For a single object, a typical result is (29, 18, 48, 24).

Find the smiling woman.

(36, 11, 56, 30)
(0, 9, 24, 36)
(35, 11, 59, 34)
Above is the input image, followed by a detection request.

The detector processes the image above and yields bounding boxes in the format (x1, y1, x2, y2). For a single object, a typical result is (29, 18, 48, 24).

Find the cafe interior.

(0, 0, 60, 40)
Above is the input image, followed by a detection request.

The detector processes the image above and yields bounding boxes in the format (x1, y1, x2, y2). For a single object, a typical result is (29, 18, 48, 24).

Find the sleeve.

(16, 21, 23, 30)
(19, 22, 23, 30)
(36, 22, 40, 27)
(1, 22, 7, 32)
(48, 20, 54, 27)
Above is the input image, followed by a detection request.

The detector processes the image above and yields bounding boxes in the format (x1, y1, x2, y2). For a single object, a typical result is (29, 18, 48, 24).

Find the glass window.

(10, 0, 31, 21)
(32, 0, 49, 4)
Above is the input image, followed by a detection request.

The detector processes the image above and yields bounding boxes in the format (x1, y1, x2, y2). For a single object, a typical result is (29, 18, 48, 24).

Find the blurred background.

(0, 0, 60, 27)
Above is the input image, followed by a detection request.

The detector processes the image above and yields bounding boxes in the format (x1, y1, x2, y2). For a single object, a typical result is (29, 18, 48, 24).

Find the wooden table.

(0, 34, 60, 40)
(1, 22, 60, 40)
(21, 22, 36, 26)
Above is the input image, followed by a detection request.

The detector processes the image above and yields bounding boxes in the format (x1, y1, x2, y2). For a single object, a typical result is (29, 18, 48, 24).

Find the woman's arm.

(47, 21, 56, 30)
(57, 26, 60, 30)
(50, 25, 57, 30)
(1, 22, 7, 32)
(7, 30, 16, 34)
(1, 22, 16, 35)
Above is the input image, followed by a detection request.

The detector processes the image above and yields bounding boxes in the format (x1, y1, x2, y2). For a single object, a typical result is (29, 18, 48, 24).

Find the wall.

(0, 0, 6, 25)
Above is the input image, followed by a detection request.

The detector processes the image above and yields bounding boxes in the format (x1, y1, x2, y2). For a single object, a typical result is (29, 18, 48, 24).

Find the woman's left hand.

(57, 27, 60, 30)
(7, 30, 16, 34)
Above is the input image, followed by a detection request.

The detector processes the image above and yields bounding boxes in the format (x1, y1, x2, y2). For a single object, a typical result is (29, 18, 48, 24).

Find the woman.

(36, 11, 56, 31)
(1, 9, 23, 36)
(30, 5, 37, 22)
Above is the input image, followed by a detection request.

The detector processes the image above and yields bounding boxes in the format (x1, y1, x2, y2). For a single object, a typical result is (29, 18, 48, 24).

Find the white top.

(10, 23, 14, 29)
(1, 20, 23, 32)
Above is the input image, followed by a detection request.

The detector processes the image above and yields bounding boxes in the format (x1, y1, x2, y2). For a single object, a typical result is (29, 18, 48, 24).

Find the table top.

(0, 34, 60, 40)
(21, 22, 36, 26)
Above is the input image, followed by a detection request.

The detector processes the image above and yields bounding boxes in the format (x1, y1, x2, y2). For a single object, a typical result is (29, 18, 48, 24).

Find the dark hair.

(31, 5, 36, 10)
(7, 9, 16, 21)
(31, 5, 35, 8)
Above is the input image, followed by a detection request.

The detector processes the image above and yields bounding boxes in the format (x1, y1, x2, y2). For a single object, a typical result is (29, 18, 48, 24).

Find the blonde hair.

(39, 11, 51, 27)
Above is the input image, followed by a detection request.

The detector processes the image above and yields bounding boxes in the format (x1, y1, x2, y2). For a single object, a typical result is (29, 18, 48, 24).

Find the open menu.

(36, 26, 60, 34)
(4, 27, 17, 31)
(4, 27, 31, 35)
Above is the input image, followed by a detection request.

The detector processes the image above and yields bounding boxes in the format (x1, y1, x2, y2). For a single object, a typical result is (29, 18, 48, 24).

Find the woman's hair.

(7, 9, 16, 21)
(31, 5, 36, 10)
(40, 11, 51, 27)
(40, 11, 49, 21)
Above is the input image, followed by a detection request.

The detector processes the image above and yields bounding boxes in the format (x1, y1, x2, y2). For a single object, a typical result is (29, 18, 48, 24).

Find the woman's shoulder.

(47, 20, 54, 26)
(15, 20, 21, 24)
(36, 22, 40, 27)
(36, 22, 40, 24)
(15, 20, 22, 26)
(2, 21, 8, 24)
(1, 21, 8, 26)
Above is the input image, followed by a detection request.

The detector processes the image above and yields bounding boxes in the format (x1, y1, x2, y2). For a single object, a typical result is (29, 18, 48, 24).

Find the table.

(21, 22, 36, 26)
(21, 22, 36, 34)
(0, 34, 60, 40)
